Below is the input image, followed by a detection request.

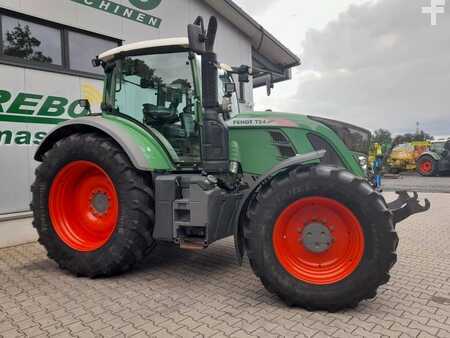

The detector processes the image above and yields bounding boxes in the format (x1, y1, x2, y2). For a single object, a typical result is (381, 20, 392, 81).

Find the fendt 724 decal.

(227, 118, 298, 128)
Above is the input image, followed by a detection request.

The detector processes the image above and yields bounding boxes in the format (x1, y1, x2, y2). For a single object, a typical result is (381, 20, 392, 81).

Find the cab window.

(111, 51, 201, 163)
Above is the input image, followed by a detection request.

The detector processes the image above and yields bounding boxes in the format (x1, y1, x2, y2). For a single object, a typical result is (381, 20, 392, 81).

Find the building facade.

(0, 0, 299, 216)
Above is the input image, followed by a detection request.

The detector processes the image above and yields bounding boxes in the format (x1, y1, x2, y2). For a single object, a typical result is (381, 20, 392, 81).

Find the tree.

(3, 24, 52, 64)
(372, 129, 392, 146)
(392, 130, 433, 145)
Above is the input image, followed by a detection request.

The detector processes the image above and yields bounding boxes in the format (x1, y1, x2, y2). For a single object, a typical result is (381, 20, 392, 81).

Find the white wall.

(0, 64, 103, 214)
(0, 0, 255, 215)
(0, 0, 254, 86)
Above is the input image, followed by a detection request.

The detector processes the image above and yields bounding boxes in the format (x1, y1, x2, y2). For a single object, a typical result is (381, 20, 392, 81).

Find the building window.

(0, 10, 120, 78)
(1, 15, 62, 65)
(68, 31, 117, 75)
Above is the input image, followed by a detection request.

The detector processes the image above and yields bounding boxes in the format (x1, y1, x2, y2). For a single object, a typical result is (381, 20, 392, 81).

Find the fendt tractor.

(32, 17, 430, 311)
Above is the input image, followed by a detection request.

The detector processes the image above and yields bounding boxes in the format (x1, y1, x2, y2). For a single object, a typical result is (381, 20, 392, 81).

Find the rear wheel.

(417, 156, 437, 176)
(31, 133, 156, 277)
(244, 165, 398, 311)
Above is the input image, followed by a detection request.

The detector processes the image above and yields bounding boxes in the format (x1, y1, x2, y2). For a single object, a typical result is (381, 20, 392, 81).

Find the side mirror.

(266, 74, 274, 96)
(224, 82, 236, 97)
(233, 65, 251, 83)
(253, 74, 274, 96)
(79, 99, 91, 112)
(188, 17, 206, 54)
(92, 56, 102, 68)
(188, 16, 217, 54)
(220, 96, 232, 118)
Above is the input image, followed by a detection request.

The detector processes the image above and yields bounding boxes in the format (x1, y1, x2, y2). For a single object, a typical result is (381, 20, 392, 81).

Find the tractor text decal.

(228, 118, 298, 128)
(71, 0, 162, 29)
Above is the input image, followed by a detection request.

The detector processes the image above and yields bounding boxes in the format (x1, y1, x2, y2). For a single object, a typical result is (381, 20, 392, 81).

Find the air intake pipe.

(188, 16, 229, 173)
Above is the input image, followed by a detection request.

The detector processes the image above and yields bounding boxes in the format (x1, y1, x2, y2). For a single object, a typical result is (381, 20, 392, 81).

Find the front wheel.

(417, 156, 437, 176)
(244, 165, 398, 311)
(31, 133, 156, 277)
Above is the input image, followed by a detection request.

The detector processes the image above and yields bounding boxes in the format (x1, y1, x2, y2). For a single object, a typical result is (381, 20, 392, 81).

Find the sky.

(234, 0, 450, 136)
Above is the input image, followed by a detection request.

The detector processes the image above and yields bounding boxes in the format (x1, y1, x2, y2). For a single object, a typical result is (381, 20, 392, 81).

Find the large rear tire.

(244, 165, 398, 311)
(31, 133, 156, 277)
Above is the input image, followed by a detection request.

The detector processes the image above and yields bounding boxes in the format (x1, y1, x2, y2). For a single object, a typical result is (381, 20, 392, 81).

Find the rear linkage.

(388, 191, 431, 224)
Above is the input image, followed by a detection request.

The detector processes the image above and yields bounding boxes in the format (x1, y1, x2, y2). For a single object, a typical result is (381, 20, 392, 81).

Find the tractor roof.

(98, 37, 189, 62)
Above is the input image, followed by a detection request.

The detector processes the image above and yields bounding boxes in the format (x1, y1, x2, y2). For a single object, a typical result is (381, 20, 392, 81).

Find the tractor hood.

(227, 111, 371, 156)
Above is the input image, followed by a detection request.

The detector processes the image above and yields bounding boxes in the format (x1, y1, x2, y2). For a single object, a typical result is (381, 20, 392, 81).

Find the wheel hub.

(90, 190, 110, 216)
(420, 161, 432, 173)
(301, 222, 333, 253)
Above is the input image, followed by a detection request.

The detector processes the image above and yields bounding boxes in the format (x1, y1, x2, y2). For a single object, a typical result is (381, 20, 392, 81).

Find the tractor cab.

(430, 140, 448, 155)
(98, 38, 201, 164)
(96, 37, 240, 167)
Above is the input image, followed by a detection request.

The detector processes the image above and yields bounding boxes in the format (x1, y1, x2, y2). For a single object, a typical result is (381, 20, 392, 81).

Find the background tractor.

(32, 17, 429, 311)
(416, 139, 450, 176)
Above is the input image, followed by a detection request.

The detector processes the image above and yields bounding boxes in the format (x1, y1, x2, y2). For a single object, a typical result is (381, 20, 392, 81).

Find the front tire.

(31, 133, 156, 277)
(244, 165, 398, 311)
(417, 156, 437, 176)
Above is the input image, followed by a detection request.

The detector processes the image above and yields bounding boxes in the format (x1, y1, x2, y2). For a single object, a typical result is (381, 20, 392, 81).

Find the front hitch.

(388, 191, 431, 224)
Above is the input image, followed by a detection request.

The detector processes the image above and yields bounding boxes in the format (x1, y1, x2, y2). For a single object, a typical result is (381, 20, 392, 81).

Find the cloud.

(236, 0, 373, 55)
(253, 0, 450, 135)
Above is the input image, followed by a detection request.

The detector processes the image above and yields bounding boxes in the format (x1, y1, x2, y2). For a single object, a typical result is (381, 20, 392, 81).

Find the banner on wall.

(0, 83, 102, 146)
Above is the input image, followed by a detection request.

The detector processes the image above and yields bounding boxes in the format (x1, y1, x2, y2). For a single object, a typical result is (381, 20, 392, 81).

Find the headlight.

(358, 155, 368, 171)
(229, 160, 240, 174)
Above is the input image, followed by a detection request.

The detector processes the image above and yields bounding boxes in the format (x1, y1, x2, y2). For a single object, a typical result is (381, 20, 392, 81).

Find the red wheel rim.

(49, 161, 119, 252)
(419, 160, 433, 174)
(273, 197, 365, 285)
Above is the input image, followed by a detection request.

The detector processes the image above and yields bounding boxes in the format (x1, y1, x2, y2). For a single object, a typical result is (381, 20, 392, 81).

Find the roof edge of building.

(202, 0, 301, 69)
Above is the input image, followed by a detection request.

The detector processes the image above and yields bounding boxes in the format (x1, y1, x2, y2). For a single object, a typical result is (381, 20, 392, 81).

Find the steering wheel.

(143, 104, 179, 125)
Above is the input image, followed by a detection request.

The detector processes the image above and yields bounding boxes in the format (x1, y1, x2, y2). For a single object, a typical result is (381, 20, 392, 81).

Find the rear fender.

(234, 150, 326, 264)
(35, 115, 176, 171)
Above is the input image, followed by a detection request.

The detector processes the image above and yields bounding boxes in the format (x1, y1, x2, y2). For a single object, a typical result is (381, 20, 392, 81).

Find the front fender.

(418, 151, 441, 161)
(35, 115, 176, 171)
(234, 150, 326, 264)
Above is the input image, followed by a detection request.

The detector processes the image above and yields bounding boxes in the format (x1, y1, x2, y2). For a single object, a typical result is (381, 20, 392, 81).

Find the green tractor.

(32, 17, 429, 311)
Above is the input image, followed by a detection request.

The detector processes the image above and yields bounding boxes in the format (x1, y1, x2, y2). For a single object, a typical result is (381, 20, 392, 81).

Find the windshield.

(430, 142, 445, 153)
(111, 52, 195, 120)
(109, 51, 201, 163)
